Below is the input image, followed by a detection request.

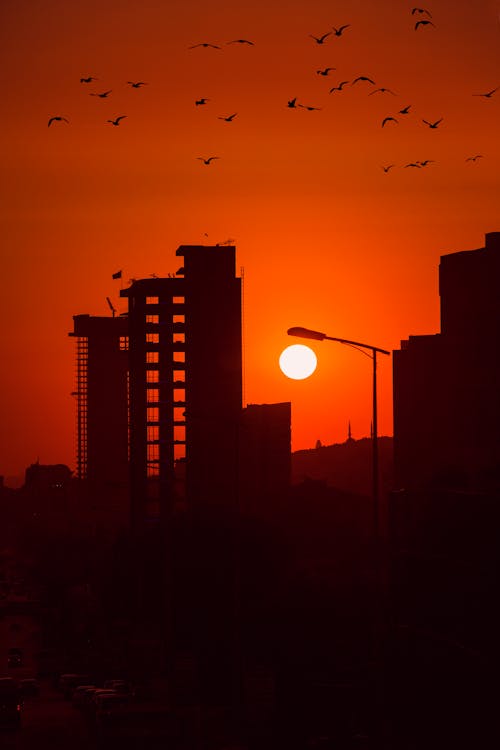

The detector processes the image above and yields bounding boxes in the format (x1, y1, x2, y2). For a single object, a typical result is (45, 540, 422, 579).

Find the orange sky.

(1, 0, 499, 483)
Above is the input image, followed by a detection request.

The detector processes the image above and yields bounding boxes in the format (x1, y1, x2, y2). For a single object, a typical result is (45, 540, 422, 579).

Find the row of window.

(145, 296, 185, 305)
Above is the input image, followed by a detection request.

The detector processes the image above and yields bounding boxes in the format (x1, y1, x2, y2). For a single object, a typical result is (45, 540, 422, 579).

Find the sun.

(279, 344, 317, 380)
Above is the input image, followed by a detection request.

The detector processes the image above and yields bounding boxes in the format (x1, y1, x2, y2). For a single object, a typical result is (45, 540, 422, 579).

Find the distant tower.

(69, 314, 129, 483)
(347, 420, 354, 442)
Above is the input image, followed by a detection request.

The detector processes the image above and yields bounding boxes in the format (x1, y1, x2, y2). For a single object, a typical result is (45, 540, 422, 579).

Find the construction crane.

(106, 296, 116, 318)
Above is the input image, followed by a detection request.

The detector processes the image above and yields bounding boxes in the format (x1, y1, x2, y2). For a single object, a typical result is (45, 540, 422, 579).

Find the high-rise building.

(69, 314, 129, 484)
(121, 244, 242, 527)
(393, 232, 500, 489)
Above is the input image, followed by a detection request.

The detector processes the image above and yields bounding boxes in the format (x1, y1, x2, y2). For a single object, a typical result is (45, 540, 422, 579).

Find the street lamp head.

(287, 326, 326, 341)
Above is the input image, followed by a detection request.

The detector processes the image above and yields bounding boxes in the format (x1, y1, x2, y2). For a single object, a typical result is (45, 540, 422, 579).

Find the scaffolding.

(75, 336, 88, 479)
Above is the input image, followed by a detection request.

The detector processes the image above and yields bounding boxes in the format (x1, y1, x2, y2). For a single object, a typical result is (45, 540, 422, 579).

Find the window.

(173, 333, 185, 344)
(173, 351, 185, 363)
(119, 336, 129, 351)
(147, 425, 159, 442)
(146, 333, 159, 344)
(173, 388, 185, 402)
(146, 370, 159, 383)
(146, 296, 159, 305)
(147, 407, 159, 423)
(173, 315, 185, 324)
(173, 296, 185, 304)
(146, 351, 159, 363)
(146, 315, 159, 324)
(147, 389, 159, 403)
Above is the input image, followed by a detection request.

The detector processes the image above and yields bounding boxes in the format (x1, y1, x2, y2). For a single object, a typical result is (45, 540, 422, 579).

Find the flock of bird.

(47, 6, 497, 174)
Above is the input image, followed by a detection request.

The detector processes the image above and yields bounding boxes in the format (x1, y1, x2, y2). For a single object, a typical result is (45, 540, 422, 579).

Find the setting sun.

(279, 344, 317, 380)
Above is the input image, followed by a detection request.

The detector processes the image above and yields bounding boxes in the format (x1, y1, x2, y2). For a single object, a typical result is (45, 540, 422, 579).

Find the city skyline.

(1, 0, 500, 480)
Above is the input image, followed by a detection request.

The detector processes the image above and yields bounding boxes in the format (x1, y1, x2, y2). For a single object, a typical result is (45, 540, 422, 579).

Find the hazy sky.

(1, 0, 499, 482)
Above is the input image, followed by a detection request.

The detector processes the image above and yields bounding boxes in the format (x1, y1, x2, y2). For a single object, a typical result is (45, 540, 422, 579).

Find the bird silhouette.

(195, 98, 210, 106)
(417, 159, 435, 166)
(404, 162, 421, 168)
(197, 156, 220, 164)
(382, 164, 395, 172)
(127, 81, 147, 88)
(332, 24, 350, 36)
(382, 116, 398, 127)
(107, 116, 127, 126)
(466, 154, 483, 161)
(298, 104, 322, 110)
(316, 67, 336, 76)
(80, 76, 97, 83)
(189, 42, 221, 49)
(329, 81, 349, 93)
(226, 39, 254, 45)
(351, 76, 375, 85)
(218, 113, 237, 122)
(48, 116, 69, 127)
(287, 98, 298, 108)
(369, 88, 397, 96)
(399, 104, 412, 114)
(415, 20, 435, 29)
(309, 32, 331, 44)
(472, 87, 498, 98)
(411, 7, 432, 16)
(422, 118, 443, 128)
(90, 90, 112, 98)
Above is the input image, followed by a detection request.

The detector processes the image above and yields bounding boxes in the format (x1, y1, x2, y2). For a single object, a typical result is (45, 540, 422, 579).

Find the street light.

(287, 326, 390, 538)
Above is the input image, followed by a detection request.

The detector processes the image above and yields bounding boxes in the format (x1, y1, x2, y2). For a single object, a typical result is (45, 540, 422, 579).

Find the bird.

(226, 39, 254, 45)
(195, 98, 210, 106)
(369, 87, 397, 96)
(48, 116, 69, 127)
(332, 24, 350, 36)
(399, 104, 412, 114)
(80, 76, 97, 83)
(466, 154, 483, 161)
(351, 76, 375, 85)
(298, 104, 322, 110)
(197, 156, 219, 164)
(422, 118, 443, 128)
(411, 7, 432, 16)
(127, 81, 147, 88)
(218, 113, 237, 122)
(309, 32, 331, 44)
(316, 67, 336, 76)
(189, 42, 221, 49)
(417, 159, 435, 166)
(472, 87, 498, 98)
(287, 98, 298, 108)
(382, 116, 398, 127)
(415, 20, 435, 29)
(107, 116, 127, 126)
(329, 81, 349, 93)
(404, 162, 421, 168)
(90, 90, 112, 98)
(382, 164, 395, 172)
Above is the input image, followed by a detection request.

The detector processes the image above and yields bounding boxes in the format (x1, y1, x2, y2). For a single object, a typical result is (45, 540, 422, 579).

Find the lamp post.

(287, 326, 390, 539)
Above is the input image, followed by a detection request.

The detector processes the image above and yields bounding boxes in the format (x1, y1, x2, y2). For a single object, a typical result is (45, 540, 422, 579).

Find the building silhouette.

(393, 231, 500, 490)
(69, 314, 129, 484)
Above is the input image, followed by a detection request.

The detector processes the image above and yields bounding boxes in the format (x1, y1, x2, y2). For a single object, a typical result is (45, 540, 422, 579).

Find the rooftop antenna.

(106, 296, 116, 318)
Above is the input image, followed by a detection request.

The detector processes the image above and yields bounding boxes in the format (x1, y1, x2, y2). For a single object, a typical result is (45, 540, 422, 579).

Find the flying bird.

(195, 98, 210, 105)
(351, 76, 375, 85)
(226, 39, 254, 45)
(472, 87, 498, 98)
(466, 154, 483, 162)
(399, 104, 412, 114)
(422, 118, 443, 128)
(287, 97, 298, 108)
(382, 164, 395, 173)
(90, 90, 112, 98)
(218, 113, 237, 122)
(411, 7, 432, 16)
(369, 88, 397, 96)
(329, 81, 349, 93)
(316, 67, 336, 76)
(332, 24, 350, 36)
(80, 76, 97, 83)
(48, 116, 69, 127)
(107, 116, 127, 126)
(415, 20, 435, 29)
(417, 159, 435, 166)
(197, 156, 219, 165)
(382, 116, 398, 127)
(404, 162, 421, 168)
(309, 32, 331, 44)
(127, 81, 147, 88)
(298, 104, 322, 110)
(189, 42, 221, 49)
